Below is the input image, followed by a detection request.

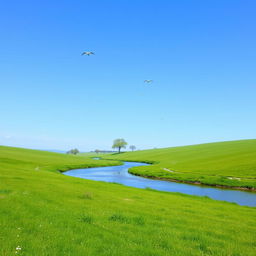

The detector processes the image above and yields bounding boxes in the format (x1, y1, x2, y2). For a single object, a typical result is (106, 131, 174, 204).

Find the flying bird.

(144, 80, 153, 83)
(81, 51, 95, 56)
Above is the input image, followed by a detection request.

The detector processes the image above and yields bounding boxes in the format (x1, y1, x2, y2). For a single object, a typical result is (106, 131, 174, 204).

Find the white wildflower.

(15, 246, 22, 253)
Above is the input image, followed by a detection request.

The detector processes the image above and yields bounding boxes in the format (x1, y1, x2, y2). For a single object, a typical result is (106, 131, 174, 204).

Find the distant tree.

(95, 149, 100, 154)
(129, 145, 136, 151)
(112, 138, 128, 153)
(73, 148, 79, 155)
(66, 148, 79, 155)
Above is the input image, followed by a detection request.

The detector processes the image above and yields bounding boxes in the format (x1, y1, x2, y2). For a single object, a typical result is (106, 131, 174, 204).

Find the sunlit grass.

(103, 139, 256, 189)
(0, 145, 255, 255)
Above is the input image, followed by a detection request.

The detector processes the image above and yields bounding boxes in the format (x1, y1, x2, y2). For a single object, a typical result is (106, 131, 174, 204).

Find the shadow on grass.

(79, 214, 94, 224)
(108, 213, 145, 226)
(78, 192, 93, 200)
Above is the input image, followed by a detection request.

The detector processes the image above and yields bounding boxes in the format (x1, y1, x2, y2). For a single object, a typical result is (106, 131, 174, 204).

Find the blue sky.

(0, 0, 255, 151)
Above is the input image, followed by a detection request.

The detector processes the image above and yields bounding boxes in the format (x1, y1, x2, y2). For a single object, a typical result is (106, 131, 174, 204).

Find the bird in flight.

(144, 80, 153, 83)
(81, 51, 95, 56)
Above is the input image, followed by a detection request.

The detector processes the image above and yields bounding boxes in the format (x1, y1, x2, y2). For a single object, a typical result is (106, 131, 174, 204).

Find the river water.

(64, 161, 256, 207)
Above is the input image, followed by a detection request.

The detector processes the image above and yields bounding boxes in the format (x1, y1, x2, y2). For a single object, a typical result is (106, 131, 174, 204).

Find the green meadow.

(102, 139, 256, 189)
(0, 144, 256, 255)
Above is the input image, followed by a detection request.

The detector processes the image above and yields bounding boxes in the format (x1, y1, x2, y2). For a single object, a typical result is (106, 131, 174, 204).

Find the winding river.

(64, 161, 256, 207)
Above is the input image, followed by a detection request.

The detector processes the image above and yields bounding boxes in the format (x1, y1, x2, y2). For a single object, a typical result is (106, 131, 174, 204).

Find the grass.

(0, 144, 255, 255)
(102, 139, 256, 189)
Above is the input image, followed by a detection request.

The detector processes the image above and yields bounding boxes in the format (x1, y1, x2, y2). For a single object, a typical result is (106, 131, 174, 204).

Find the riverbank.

(128, 170, 256, 192)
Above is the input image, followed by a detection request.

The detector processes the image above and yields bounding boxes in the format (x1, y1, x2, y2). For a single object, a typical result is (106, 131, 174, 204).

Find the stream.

(64, 161, 256, 207)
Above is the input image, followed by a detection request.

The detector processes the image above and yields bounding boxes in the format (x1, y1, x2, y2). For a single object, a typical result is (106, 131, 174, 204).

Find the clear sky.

(0, 0, 255, 151)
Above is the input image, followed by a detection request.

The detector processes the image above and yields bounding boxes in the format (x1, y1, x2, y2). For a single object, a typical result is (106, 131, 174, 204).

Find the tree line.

(66, 138, 136, 155)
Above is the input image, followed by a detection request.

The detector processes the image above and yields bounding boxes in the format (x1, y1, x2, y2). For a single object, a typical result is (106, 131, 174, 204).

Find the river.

(64, 161, 256, 207)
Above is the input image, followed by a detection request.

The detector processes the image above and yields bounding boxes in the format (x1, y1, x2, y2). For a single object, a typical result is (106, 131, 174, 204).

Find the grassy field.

(0, 145, 256, 256)
(102, 140, 256, 189)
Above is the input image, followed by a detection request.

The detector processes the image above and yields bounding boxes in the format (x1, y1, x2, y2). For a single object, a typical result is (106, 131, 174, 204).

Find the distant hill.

(40, 149, 67, 154)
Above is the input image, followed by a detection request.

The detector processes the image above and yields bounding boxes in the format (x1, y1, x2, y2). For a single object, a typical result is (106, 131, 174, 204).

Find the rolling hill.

(103, 140, 256, 189)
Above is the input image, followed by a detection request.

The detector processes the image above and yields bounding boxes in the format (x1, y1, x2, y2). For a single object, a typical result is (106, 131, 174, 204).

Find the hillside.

(0, 145, 120, 173)
(103, 140, 256, 189)
(0, 145, 255, 255)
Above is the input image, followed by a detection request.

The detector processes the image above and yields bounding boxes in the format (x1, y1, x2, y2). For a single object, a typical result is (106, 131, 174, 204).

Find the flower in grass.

(15, 246, 21, 253)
